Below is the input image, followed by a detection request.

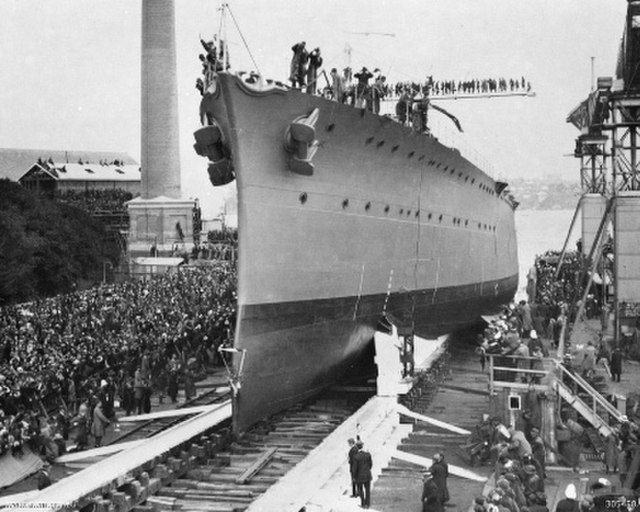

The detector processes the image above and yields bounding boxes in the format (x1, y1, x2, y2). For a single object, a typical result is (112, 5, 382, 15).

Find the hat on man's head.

(356, 440, 364, 448)
(565, 484, 577, 499)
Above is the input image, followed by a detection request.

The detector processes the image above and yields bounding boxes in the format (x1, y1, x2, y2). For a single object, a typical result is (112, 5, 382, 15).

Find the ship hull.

(198, 73, 519, 433)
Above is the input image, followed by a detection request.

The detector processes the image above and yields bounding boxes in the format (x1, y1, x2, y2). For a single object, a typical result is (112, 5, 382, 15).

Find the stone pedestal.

(127, 196, 195, 257)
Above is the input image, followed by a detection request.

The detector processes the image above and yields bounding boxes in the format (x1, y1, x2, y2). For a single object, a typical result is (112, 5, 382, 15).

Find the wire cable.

(225, 3, 261, 75)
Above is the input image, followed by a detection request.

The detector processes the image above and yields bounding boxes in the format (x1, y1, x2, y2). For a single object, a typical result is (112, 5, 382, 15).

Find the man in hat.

(353, 439, 372, 508)
(610, 346, 623, 382)
(347, 437, 358, 497)
(354, 67, 373, 108)
(523, 463, 544, 496)
(289, 41, 308, 88)
(37, 460, 52, 490)
(306, 47, 322, 94)
(555, 483, 579, 512)
(430, 452, 450, 505)
(529, 428, 546, 477)
(421, 470, 442, 512)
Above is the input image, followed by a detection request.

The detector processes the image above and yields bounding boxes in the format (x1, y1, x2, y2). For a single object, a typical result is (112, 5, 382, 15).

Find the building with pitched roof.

(18, 159, 141, 195)
(0, 148, 137, 183)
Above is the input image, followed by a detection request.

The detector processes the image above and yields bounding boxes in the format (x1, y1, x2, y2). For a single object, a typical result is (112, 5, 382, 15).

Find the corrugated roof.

(0, 148, 137, 181)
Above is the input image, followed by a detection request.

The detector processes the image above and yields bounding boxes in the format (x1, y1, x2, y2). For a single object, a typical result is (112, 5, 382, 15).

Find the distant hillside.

(507, 178, 581, 210)
(0, 179, 120, 305)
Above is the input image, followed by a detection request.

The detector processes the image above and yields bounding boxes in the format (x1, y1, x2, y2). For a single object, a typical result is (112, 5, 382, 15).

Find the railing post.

(489, 355, 494, 395)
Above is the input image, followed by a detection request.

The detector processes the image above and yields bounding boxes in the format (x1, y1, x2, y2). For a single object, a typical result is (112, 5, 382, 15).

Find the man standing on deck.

(353, 439, 373, 508)
(330, 68, 345, 103)
(354, 67, 373, 109)
(289, 41, 308, 88)
(306, 47, 322, 94)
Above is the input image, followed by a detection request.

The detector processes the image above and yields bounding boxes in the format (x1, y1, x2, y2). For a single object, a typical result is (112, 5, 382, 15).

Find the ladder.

(554, 362, 622, 438)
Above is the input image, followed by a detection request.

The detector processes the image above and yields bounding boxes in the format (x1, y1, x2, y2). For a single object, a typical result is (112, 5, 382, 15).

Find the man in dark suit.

(421, 471, 442, 512)
(353, 440, 373, 509)
(610, 346, 623, 382)
(347, 438, 358, 497)
(430, 452, 450, 505)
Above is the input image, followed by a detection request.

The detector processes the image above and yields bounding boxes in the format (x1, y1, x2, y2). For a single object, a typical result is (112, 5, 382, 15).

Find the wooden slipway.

(21, 401, 232, 511)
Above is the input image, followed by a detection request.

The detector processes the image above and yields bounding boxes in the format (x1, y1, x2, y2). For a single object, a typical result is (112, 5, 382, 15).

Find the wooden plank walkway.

(372, 345, 492, 512)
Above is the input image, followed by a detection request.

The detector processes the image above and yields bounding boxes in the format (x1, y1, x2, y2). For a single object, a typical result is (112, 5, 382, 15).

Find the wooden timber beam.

(235, 447, 278, 485)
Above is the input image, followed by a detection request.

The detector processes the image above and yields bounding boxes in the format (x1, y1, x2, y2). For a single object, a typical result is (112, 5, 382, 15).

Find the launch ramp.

(23, 401, 231, 511)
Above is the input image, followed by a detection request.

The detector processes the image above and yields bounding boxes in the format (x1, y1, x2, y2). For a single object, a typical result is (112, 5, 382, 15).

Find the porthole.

(327, 123, 335, 132)
(392, 144, 399, 153)
(439, 214, 443, 222)
(365, 202, 371, 211)
(384, 205, 390, 213)
(408, 151, 415, 158)
(366, 136, 374, 144)
(299, 192, 308, 204)
(377, 141, 385, 148)
(342, 199, 349, 209)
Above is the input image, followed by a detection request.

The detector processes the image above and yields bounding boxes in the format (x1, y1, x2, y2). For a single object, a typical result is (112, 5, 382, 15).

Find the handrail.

(555, 362, 621, 420)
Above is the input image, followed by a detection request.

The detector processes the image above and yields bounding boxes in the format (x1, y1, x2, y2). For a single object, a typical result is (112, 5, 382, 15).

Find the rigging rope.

(225, 3, 261, 76)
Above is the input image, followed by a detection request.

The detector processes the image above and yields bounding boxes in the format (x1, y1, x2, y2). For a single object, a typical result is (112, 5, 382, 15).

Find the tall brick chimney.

(127, 0, 194, 261)
(141, 0, 181, 199)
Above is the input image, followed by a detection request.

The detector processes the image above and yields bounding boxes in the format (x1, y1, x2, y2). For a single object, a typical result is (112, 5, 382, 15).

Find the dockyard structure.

(564, 0, 640, 345)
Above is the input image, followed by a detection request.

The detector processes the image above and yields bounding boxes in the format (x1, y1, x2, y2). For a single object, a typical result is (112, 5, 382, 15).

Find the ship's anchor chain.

(284, 108, 320, 176)
(193, 121, 236, 186)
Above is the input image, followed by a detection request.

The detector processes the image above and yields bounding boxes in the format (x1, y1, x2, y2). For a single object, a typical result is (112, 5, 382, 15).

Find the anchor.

(194, 123, 235, 186)
(285, 108, 320, 176)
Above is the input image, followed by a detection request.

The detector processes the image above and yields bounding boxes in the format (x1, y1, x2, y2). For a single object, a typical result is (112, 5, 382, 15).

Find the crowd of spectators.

(0, 264, 237, 459)
(55, 189, 135, 215)
(403, 76, 532, 98)
(465, 415, 548, 512)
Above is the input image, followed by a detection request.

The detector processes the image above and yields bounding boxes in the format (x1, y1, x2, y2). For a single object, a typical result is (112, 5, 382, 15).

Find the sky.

(0, 0, 628, 218)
